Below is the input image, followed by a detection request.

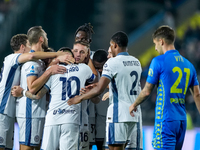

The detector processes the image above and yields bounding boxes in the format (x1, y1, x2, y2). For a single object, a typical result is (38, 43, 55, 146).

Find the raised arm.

(18, 51, 65, 64)
(190, 85, 200, 114)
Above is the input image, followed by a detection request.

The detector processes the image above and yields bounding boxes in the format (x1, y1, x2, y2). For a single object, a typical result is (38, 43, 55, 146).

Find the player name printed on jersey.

(122, 60, 140, 66)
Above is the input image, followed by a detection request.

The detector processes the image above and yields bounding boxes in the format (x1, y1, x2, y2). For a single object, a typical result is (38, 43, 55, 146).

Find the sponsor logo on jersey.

(30, 65, 35, 73)
(103, 63, 108, 68)
(53, 108, 75, 115)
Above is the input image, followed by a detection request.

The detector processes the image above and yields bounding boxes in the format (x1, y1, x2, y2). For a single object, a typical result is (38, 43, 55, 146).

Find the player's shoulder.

(5, 53, 20, 60)
(153, 54, 164, 61)
(23, 59, 41, 69)
(76, 63, 89, 68)
(73, 63, 91, 71)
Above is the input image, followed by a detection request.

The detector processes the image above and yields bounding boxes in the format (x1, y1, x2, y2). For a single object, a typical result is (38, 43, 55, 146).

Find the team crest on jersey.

(0, 137, 4, 143)
(30, 65, 35, 73)
(148, 68, 153, 77)
(103, 63, 108, 68)
(34, 135, 40, 142)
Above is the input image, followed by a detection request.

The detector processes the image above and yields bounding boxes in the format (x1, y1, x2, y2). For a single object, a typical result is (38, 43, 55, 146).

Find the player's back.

(0, 53, 22, 117)
(148, 50, 199, 121)
(44, 63, 95, 126)
(102, 53, 142, 123)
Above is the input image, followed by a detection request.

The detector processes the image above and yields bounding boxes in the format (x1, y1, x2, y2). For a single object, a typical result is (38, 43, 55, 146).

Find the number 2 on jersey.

(130, 71, 138, 95)
(170, 67, 190, 95)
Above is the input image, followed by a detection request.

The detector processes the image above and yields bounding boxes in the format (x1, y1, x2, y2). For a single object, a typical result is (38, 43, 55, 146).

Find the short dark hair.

(75, 23, 94, 44)
(10, 34, 28, 52)
(152, 25, 175, 45)
(58, 47, 74, 57)
(111, 31, 128, 48)
(93, 49, 108, 63)
(27, 26, 44, 45)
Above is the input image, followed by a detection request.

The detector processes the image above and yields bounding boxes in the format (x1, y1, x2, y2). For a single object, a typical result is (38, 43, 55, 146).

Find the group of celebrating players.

(0, 23, 200, 150)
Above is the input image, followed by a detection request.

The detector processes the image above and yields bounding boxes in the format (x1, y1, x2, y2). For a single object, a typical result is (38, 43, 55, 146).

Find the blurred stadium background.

(0, 0, 199, 149)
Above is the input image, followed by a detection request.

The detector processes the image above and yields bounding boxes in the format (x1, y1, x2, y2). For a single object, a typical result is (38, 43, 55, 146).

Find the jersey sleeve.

(6, 53, 22, 67)
(24, 61, 41, 77)
(84, 65, 95, 83)
(15, 53, 23, 66)
(102, 58, 116, 80)
(146, 57, 161, 85)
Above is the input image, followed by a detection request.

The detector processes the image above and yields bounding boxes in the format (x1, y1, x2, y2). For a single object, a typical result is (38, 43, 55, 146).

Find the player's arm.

(27, 65, 66, 94)
(88, 58, 98, 76)
(11, 86, 47, 100)
(80, 84, 100, 104)
(189, 85, 200, 113)
(129, 82, 155, 117)
(17, 51, 65, 64)
(48, 53, 75, 66)
(67, 76, 110, 105)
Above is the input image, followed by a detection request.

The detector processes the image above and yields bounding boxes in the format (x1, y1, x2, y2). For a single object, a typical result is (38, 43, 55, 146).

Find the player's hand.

(85, 83, 97, 89)
(102, 92, 109, 101)
(80, 85, 94, 95)
(11, 86, 23, 97)
(49, 65, 67, 75)
(80, 88, 87, 95)
(67, 96, 82, 105)
(57, 53, 75, 64)
(129, 103, 137, 117)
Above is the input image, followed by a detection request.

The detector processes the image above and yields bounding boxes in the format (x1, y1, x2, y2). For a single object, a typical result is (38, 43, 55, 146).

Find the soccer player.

(129, 25, 200, 150)
(12, 42, 95, 149)
(74, 23, 97, 76)
(72, 41, 98, 150)
(68, 31, 143, 150)
(75, 22, 94, 44)
(74, 23, 98, 150)
(12, 45, 96, 150)
(15, 26, 72, 150)
(92, 49, 109, 150)
(0, 33, 70, 150)
(102, 47, 143, 150)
